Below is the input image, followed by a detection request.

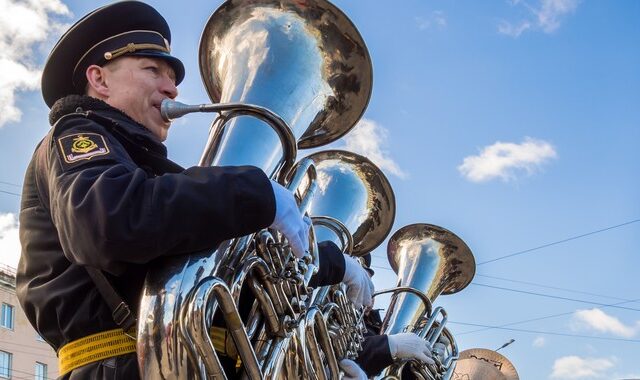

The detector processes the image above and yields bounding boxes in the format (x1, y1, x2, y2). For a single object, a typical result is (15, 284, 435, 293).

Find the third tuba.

(376, 224, 476, 380)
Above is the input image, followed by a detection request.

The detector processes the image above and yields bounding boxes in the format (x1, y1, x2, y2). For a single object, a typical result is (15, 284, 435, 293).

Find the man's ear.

(85, 65, 109, 98)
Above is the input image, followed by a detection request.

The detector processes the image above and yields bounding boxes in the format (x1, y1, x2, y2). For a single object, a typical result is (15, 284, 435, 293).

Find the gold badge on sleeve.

(58, 133, 110, 163)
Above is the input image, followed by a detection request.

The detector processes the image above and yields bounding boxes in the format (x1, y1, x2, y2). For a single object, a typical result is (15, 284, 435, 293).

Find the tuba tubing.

(161, 99, 297, 182)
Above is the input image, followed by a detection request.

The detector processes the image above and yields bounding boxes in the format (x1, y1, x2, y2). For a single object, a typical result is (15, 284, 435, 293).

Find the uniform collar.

(49, 95, 167, 156)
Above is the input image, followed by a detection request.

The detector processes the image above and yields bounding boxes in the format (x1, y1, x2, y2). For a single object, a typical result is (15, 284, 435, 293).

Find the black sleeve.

(308, 241, 345, 288)
(355, 334, 394, 377)
(46, 116, 275, 275)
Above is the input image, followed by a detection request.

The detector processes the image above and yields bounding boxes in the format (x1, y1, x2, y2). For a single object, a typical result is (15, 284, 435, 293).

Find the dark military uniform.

(17, 95, 276, 378)
(355, 309, 395, 377)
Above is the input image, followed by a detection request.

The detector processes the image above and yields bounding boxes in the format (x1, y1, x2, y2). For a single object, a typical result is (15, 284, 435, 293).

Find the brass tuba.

(375, 224, 476, 380)
(136, 0, 373, 379)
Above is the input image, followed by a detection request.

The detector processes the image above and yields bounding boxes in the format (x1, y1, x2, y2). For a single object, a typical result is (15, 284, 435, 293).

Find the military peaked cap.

(41, 1, 185, 108)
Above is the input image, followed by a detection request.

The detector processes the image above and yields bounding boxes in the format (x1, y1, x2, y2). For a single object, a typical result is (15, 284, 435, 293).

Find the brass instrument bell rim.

(198, 0, 373, 149)
(303, 149, 396, 257)
(457, 348, 519, 380)
(387, 223, 476, 295)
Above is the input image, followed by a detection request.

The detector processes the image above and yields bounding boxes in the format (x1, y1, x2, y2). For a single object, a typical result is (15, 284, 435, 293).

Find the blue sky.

(0, 1, 638, 378)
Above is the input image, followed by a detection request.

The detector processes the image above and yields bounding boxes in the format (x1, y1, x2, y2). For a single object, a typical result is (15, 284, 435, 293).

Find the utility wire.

(457, 298, 640, 336)
(472, 283, 640, 312)
(449, 321, 640, 343)
(370, 219, 640, 271)
(0, 181, 21, 188)
(475, 273, 636, 302)
(0, 365, 56, 380)
(0, 338, 55, 351)
(0, 189, 20, 197)
(478, 219, 640, 265)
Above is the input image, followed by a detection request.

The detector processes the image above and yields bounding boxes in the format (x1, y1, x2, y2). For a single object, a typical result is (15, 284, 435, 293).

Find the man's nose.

(161, 76, 178, 99)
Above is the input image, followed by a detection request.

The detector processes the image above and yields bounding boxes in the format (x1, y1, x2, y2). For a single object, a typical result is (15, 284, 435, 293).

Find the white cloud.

(0, 213, 21, 269)
(415, 11, 447, 31)
(571, 308, 640, 338)
(533, 336, 545, 347)
(498, 20, 532, 37)
(340, 118, 408, 179)
(457, 137, 557, 182)
(0, 0, 71, 128)
(550, 356, 615, 379)
(499, 0, 579, 37)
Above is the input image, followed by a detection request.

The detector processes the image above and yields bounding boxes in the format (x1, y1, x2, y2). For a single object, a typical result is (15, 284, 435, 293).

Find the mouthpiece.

(160, 99, 196, 122)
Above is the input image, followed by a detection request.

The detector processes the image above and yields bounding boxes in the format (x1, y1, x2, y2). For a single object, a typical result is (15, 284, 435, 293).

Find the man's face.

(103, 57, 178, 141)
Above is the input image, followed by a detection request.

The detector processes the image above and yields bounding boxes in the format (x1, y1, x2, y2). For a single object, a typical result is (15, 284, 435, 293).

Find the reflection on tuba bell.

(376, 224, 476, 380)
(198, 0, 373, 175)
(301, 149, 396, 257)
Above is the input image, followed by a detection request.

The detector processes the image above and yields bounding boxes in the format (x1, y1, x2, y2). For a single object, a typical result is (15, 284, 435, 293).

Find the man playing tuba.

(17, 2, 373, 379)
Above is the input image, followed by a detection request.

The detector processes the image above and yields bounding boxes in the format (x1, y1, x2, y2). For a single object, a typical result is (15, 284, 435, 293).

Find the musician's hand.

(342, 255, 375, 308)
(269, 180, 311, 259)
(387, 333, 435, 365)
(339, 359, 367, 380)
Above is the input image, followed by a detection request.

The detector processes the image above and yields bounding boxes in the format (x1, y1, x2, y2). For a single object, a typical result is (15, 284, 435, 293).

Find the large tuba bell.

(376, 224, 476, 380)
(136, 0, 373, 379)
(197, 0, 373, 175)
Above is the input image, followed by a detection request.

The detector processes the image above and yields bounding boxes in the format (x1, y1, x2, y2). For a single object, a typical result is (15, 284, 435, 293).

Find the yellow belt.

(211, 326, 242, 368)
(58, 326, 239, 375)
(58, 328, 136, 376)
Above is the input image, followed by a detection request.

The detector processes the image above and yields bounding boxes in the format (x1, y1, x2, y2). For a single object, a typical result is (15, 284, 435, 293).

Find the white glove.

(387, 333, 435, 365)
(339, 359, 367, 380)
(342, 255, 375, 308)
(269, 180, 311, 259)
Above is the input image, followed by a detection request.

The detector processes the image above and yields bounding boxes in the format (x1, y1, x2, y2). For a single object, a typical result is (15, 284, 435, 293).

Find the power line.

(457, 298, 640, 336)
(0, 181, 21, 188)
(475, 273, 636, 302)
(478, 219, 640, 265)
(0, 365, 56, 380)
(370, 219, 640, 271)
(472, 283, 640, 312)
(0, 189, 20, 197)
(449, 321, 640, 343)
(0, 339, 55, 351)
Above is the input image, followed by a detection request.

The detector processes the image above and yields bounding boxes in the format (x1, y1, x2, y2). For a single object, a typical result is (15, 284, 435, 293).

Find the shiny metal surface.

(301, 150, 396, 256)
(383, 223, 475, 338)
(160, 99, 297, 181)
(139, 0, 376, 378)
(387, 224, 475, 298)
(454, 349, 519, 380)
(377, 224, 475, 380)
(199, 0, 373, 174)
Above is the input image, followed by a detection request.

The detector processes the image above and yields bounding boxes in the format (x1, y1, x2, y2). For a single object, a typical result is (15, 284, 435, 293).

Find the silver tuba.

(136, 0, 373, 379)
(301, 150, 396, 364)
(375, 224, 476, 380)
